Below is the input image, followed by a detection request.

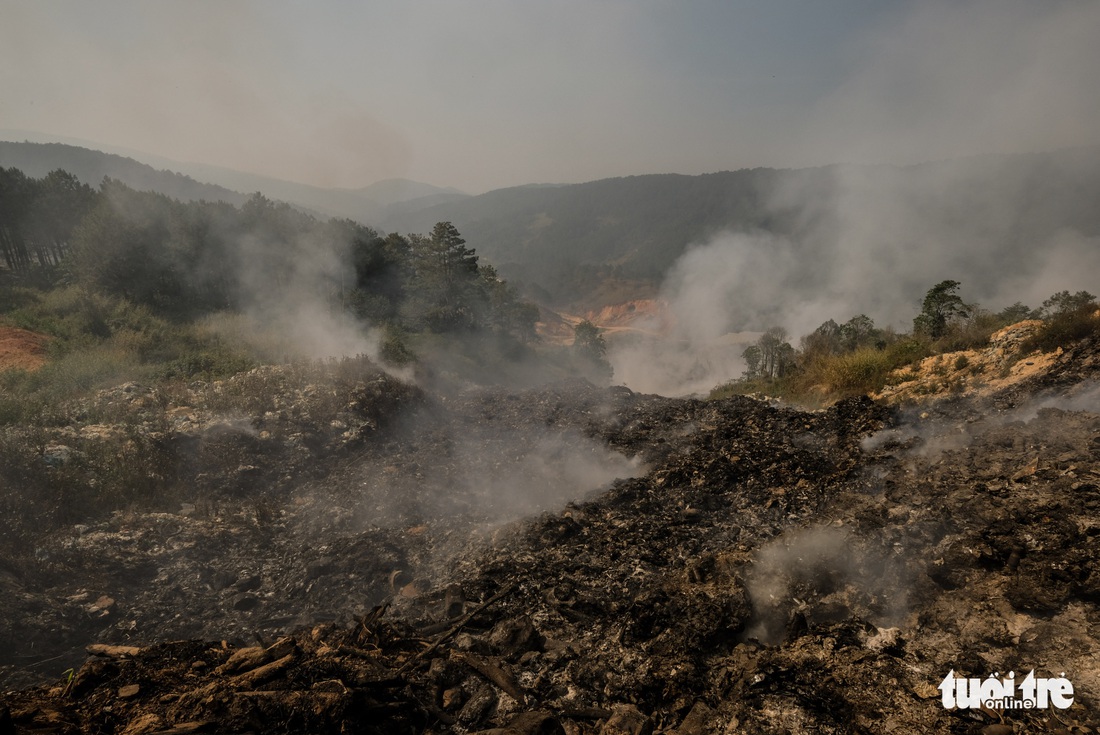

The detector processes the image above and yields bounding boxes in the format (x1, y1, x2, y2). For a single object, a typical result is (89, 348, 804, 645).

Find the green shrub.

(1020, 306, 1100, 353)
(158, 348, 255, 381)
(379, 325, 417, 366)
(934, 309, 1002, 352)
(40, 344, 146, 391)
(883, 338, 930, 369)
(821, 347, 894, 394)
(0, 288, 257, 425)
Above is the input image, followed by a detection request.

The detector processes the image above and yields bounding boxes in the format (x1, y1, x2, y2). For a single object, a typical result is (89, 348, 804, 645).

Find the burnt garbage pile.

(0, 374, 732, 687)
(0, 361, 426, 686)
(5, 364, 1100, 733)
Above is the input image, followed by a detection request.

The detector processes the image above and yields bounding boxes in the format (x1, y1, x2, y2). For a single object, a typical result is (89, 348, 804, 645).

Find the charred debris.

(3, 340, 1100, 733)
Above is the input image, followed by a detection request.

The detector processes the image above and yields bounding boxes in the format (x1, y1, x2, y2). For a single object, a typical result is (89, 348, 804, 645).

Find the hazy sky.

(2, 0, 1098, 192)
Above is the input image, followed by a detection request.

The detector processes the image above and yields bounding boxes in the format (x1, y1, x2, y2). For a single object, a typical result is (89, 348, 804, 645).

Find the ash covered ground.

(3, 339, 1100, 734)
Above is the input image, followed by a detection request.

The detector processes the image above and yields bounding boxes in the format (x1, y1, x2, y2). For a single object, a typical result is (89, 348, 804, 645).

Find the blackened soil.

(3, 344, 1100, 734)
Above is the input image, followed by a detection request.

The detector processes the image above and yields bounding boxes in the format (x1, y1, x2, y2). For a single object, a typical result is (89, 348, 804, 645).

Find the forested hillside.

(384, 147, 1100, 310)
(0, 166, 583, 407)
(7, 141, 1099, 320)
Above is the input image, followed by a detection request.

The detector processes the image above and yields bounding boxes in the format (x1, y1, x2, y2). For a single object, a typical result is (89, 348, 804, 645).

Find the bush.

(0, 288, 257, 424)
(379, 325, 417, 366)
(883, 338, 930, 369)
(821, 347, 895, 394)
(158, 348, 256, 381)
(1020, 306, 1100, 353)
(934, 309, 1003, 353)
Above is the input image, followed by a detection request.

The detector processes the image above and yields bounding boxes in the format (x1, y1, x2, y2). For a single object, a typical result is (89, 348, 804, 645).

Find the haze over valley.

(4, 138, 1098, 396)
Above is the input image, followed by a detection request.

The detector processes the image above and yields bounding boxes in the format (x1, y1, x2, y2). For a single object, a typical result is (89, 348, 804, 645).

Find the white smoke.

(745, 526, 908, 645)
(608, 232, 786, 396)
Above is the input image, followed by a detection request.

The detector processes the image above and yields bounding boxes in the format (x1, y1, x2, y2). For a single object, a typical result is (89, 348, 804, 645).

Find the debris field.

(3, 340, 1100, 733)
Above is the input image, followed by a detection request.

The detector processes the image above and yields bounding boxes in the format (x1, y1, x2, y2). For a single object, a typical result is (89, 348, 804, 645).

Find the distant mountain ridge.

(0, 139, 468, 223)
(0, 140, 250, 206)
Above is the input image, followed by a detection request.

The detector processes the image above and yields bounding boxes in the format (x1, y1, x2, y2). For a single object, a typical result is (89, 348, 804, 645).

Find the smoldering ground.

(744, 526, 910, 645)
(294, 417, 645, 537)
(860, 380, 1100, 462)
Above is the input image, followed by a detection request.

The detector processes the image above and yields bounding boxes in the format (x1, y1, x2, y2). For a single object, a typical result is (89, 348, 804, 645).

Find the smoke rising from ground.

(609, 149, 1100, 398)
(859, 382, 1100, 468)
(607, 233, 781, 396)
(451, 429, 643, 523)
(599, 0, 1100, 399)
(294, 419, 643, 538)
(229, 228, 384, 364)
(1023, 381, 1100, 418)
(745, 526, 908, 645)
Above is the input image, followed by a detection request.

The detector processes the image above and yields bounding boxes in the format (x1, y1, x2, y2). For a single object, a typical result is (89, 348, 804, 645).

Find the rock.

(85, 595, 115, 615)
(442, 686, 465, 710)
(600, 704, 653, 735)
(488, 616, 543, 656)
(120, 713, 164, 735)
(86, 644, 144, 658)
(672, 701, 715, 735)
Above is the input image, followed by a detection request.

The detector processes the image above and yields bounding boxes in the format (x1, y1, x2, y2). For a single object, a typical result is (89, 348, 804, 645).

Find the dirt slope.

(875, 321, 1060, 404)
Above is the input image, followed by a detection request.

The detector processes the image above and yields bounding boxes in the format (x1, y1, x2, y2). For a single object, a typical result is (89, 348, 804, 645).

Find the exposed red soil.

(0, 326, 50, 372)
(583, 300, 670, 333)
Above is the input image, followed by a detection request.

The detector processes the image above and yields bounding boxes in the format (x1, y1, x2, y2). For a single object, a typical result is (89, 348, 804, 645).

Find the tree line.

(0, 168, 97, 275)
(0, 167, 538, 345)
(739, 279, 1097, 385)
